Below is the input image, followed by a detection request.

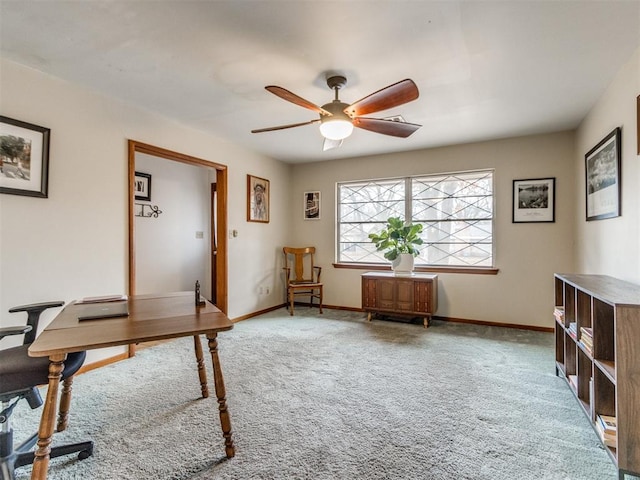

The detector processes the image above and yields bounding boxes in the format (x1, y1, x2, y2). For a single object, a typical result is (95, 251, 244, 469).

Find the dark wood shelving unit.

(554, 273, 640, 480)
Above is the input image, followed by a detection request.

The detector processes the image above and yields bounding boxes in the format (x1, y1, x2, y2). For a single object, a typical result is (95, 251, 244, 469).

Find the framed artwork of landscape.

(512, 177, 555, 223)
(585, 127, 621, 221)
(0, 116, 51, 198)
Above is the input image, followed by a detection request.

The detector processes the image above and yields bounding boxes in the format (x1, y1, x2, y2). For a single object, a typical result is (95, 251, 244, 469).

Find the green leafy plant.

(368, 217, 424, 261)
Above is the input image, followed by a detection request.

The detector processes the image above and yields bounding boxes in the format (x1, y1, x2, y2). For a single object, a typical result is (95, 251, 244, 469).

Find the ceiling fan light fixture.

(319, 117, 354, 140)
(252, 75, 421, 149)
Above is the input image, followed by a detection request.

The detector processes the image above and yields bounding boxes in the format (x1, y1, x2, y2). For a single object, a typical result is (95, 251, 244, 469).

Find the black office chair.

(0, 302, 93, 479)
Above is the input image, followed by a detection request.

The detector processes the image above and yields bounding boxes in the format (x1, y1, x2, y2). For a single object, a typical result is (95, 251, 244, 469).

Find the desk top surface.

(29, 292, 233, 357)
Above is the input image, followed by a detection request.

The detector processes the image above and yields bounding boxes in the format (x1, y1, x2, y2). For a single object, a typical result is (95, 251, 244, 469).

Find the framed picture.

(0, 116, 51, 198)
(247, 174, 269, 223)
(134, 171, 152, 201)
(304, 191, 321, 220)
(585, 127, 621, 221)
(512, 177, 556, 223)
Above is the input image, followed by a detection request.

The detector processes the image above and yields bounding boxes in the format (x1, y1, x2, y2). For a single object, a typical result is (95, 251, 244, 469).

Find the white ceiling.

(1, 1, 639, 163)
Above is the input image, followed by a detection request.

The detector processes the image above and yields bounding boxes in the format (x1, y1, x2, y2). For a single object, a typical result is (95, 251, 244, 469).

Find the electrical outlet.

(258, 286, 264, 294)
(265, 286, 270, 295)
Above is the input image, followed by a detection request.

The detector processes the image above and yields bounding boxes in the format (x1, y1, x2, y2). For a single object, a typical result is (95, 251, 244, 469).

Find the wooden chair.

(283, 247, 323, 316)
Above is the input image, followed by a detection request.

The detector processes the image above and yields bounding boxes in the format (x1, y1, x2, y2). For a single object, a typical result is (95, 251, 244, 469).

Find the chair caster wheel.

(78, 448, 93, 460)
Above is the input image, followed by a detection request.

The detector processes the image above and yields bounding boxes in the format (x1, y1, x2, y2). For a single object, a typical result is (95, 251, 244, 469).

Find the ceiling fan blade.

(265, 86, 331, 116)
(251, 119, 320, 134)
(345, 79, 419, 117)
(322, 138, 343, 151)
(353, 117, 421, 138)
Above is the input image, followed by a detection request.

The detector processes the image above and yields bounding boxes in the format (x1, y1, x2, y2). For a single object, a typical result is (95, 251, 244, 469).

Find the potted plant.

(368, 217, 423, 275)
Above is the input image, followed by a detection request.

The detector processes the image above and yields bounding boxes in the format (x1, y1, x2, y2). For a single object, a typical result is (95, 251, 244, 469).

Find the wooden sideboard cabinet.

(361, 272, 438, 328)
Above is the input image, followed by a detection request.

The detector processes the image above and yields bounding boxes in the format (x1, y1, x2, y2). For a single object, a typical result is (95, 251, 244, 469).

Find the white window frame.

(336, 169, 495, 269)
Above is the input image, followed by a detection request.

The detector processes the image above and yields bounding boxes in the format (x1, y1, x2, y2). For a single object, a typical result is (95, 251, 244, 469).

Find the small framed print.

(512, 177, 555, 223)
(134, 171, 152, 201)
(0, 116, 51, 198)
(304, 191, 321, 220)
(585, 127, 621, 221)
(247, 174, 269, 223)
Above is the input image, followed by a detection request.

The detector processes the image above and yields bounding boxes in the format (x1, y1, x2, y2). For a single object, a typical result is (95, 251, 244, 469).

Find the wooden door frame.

(128, 139, 228, 319)
(210, 183, 218, 303)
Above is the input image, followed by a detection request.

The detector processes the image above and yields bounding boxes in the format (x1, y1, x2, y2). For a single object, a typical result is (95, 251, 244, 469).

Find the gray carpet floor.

(12, 308, 620, 479)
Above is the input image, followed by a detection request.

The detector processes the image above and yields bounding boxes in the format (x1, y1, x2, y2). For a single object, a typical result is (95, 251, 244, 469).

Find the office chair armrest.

(8, 301, 64, 345)
(8, 301, 65, 314)
(0, 325, 32, 340)
(313, 265, 322, 282)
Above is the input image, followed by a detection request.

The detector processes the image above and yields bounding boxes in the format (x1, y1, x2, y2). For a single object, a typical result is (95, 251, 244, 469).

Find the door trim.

(127, 139, 229, 314)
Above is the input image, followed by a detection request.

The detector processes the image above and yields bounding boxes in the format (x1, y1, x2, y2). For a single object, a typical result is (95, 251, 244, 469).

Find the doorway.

(127, 140, 228, 352)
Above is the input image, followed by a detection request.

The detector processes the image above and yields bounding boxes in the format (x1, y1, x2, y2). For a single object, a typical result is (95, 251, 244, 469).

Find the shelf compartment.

(576, 289, 592, 331)
(555, 323, 565, 367)
(595, 359, 616, 384)
(593, 367, 617, 462)
(565, 331, 577, 382)
(593, 297, 615, 363)
(577, 348, 592, 416)
(554, 276, 564, 308)
(593, 367, 616, 419)
(564, 283, 576, 325)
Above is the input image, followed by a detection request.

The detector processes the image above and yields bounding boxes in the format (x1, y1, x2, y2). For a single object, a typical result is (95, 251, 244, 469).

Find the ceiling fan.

(251, 75, 421, 151)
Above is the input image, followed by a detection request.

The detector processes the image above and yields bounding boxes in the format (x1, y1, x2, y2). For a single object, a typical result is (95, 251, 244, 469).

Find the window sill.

(332, 263, 499, 275)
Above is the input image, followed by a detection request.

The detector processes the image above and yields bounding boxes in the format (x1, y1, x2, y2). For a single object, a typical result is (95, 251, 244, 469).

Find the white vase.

(391, 253, 414, 275)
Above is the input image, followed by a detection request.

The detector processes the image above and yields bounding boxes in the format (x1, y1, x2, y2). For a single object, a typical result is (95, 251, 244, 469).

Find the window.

(337, 170, 494, 267)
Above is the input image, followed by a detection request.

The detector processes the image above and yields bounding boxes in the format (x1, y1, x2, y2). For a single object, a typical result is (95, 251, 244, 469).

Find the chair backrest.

(283, 247, 317, 283)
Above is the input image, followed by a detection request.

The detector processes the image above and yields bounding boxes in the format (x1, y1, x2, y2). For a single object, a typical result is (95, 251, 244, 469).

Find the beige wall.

(575, 47, 640, 283)
(0, 58, 291, 362)
(290, 132, 576, 328)
(2, 43, 638, 359)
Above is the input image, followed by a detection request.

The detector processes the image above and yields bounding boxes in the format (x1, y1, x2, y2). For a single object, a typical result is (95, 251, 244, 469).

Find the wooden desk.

(27, 292, 235, 480)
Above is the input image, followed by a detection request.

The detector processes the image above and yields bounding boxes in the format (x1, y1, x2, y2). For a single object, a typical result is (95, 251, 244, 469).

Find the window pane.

(337, 170, 493, 266)
(338, 179, 405, 263)
(339, 179, 405, 223)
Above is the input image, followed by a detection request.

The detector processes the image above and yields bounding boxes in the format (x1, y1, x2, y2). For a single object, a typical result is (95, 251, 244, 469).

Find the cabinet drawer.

(396, 301, 414, 312)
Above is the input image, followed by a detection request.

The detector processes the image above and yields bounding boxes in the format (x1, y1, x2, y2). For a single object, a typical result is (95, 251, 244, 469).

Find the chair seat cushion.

(0, 345, 86, 394)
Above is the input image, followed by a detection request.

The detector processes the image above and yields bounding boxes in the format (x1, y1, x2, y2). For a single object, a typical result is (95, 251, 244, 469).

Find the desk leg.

(193, 335, 210, 398)
(57, 376, 75, 432)
(31, 354, 66, 480)
(206, 333, 235, 458)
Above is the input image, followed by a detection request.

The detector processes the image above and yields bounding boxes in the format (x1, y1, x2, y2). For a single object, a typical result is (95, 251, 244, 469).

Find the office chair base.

(1, 429, 93, 478)
(14, 440, 94, 468)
